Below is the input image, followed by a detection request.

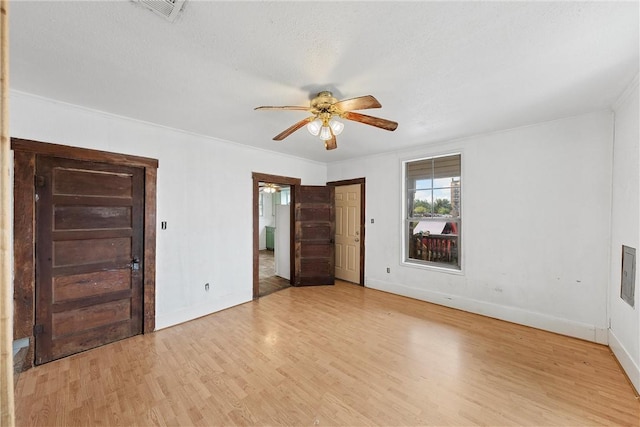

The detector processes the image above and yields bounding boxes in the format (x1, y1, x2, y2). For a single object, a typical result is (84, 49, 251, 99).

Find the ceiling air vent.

(134, 0, 187, 22)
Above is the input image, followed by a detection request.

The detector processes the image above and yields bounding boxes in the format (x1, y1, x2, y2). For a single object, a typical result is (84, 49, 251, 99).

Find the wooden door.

(34, 156, 144, 364)
(293, 186, 335, 286)
(335, 184, 361, 283)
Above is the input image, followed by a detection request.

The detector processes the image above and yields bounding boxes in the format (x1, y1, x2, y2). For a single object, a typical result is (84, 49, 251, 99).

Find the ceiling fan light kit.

(328, 119, 344, 135)
(319, 125, 333, 141)
(307, 119, 322, 136)
(255, 91, 397, 151)
(306, 117, 344, 141)
(260, 183, 280, 193)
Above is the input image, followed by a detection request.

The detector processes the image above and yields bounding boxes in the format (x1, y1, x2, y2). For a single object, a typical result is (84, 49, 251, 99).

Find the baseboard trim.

(155, 292, 251, 330)
(366, 279, 608, 344)
(609, 329, 640, 395)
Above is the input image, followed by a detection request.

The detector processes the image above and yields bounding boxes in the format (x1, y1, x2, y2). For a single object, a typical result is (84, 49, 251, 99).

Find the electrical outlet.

(204, 283, 210, 291)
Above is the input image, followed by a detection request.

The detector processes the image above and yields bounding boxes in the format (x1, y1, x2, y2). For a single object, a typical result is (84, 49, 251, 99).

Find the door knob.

(131, 257, 141, 271)
(355, 238, 360, 242)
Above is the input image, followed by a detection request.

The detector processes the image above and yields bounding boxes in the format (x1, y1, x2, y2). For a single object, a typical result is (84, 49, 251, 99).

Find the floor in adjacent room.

(14, 281, 640, 426)
(259, 249, 290, 297)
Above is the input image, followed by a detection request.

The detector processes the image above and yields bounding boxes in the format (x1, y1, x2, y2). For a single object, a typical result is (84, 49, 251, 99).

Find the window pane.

(407, 219, 459, 268)
(414, 178, 432, 190)
(450, 179, 461, 217)
(432, 189, 453, 216)
(407, 154, 460, 180)
(280, 188, 291, 205)
(433, 155, 461, 178)
(407, 158, 434, 181)
(433, 177, 458, 188)
(410, 189, 432, 217)
(405, 153, 461, 269)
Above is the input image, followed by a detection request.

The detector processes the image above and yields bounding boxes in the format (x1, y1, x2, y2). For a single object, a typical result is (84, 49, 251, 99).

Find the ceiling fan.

(255, 91, 398, 150)
(259, 183, 281, 193)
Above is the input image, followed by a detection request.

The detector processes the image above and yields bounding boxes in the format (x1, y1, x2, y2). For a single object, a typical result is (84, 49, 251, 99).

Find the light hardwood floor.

(15, 281, 640, 426)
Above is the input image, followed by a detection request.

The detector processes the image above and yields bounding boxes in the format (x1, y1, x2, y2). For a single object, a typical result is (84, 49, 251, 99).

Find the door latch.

(131, 257, 141, 272)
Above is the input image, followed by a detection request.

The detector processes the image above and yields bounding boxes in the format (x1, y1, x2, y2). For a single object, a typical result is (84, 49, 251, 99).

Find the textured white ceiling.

(9, 1, 639, 163)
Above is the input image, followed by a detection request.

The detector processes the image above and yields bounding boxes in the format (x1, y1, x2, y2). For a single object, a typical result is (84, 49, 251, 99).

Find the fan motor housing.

(311, 91, 339, 112)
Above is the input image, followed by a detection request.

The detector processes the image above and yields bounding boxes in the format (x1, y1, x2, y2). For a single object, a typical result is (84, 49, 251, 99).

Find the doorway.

(258, 182, 291, 296)
(252, 173, 300, 298)
(253, 174, 338, 296)
(328, 178, 365, 285)
(12, 138, 158, 369)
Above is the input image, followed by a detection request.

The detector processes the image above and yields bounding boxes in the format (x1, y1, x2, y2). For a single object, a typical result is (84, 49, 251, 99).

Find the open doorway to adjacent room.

(252, 173, 300, 298)
(258, 182, 291, 296)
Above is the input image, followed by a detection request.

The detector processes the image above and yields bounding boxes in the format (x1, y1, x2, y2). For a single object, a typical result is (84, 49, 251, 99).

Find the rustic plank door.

(293, 185, 335, 286)
(34, 156, 144, 364)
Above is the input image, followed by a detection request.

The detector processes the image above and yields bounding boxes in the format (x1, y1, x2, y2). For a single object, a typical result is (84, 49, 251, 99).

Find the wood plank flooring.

(15, 281, 640, 426)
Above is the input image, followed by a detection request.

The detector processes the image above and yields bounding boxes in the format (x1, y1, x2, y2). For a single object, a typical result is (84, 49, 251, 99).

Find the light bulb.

(319, 126, 332, 141)
(329, 119, 344, 135)
(306, 119, 322, 136)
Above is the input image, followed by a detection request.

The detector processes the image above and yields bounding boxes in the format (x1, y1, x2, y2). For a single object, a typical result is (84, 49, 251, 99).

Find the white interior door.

(335, 184, 361, 283)
(274, 204, 290, 280)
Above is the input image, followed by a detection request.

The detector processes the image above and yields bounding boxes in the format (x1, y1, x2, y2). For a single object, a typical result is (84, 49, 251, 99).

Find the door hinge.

(33, 324, 44, 335)
(34, 175, 45, 188)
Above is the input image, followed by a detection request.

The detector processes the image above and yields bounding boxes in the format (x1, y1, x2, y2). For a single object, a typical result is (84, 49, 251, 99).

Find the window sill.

(402, 259, 464, 275)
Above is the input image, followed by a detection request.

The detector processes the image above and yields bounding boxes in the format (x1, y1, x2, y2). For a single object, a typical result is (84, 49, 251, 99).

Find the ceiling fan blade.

(254, 105, 310, 111)
(324, 135, 337, 150)
(343, 111, 398, 131)
(334, 95, 381, 112)
(273, 117, 314, 141)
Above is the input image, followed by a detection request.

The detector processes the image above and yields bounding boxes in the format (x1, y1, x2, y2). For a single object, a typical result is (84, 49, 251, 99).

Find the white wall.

(12, 89, 638, 386)
(609, 75, 639, 392)
(10, 91, 327, 330)
(329, 111, 614, 343)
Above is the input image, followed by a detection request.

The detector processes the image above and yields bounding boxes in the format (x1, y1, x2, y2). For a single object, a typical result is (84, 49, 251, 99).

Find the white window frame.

(402, 152, 463, 272)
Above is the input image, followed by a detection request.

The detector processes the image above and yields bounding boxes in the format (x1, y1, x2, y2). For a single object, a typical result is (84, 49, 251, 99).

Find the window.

(405, 153, 461, 270)
(280, 187, 291, 205)
(272, 187, 291, 216)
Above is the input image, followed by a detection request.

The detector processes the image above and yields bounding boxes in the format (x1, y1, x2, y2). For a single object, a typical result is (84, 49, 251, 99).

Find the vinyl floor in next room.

(259, 249, 290, 297)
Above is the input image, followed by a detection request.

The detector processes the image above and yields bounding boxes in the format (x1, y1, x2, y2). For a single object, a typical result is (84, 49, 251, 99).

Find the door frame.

(252, 172, 300, 298)
(327, 178, 365, 286)
(12, 138, 158, 370)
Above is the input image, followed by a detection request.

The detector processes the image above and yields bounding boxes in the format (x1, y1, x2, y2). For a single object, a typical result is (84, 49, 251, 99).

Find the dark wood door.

(293, 185, 335, 286)
(34, 156, 144, 364)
